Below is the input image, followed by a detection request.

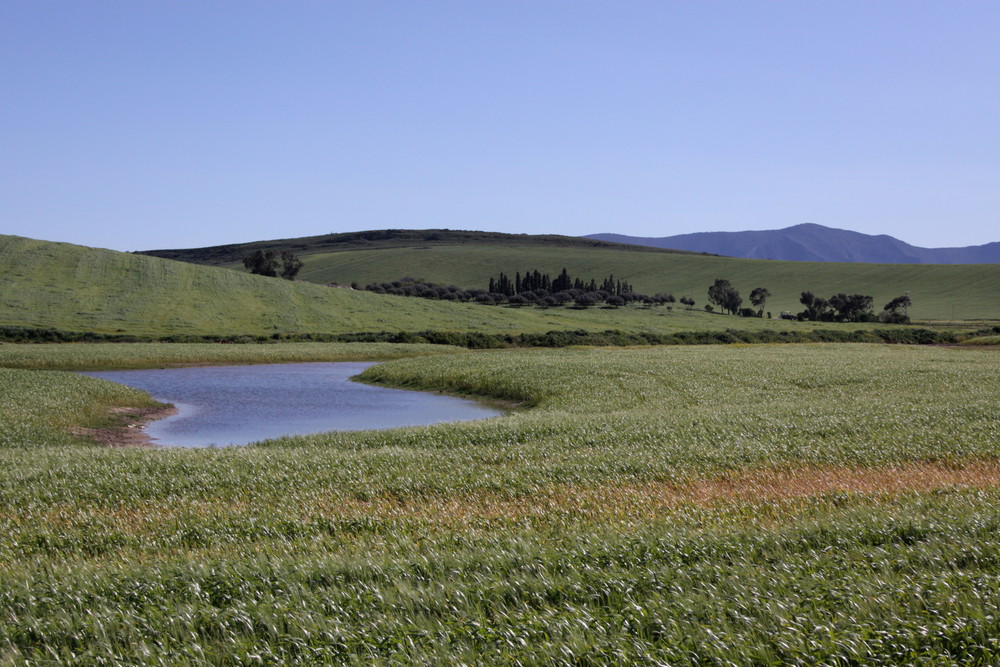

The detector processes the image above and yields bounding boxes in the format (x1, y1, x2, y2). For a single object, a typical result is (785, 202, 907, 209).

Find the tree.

(798, 291, 831, 321)
(882, 294, 912, 324)
(749, 287, 771, 316)
(280, 252, 303, 280)
(680, 296, 695, 310)
(605, 295, 625, 307)
(884, 294, 911, 314)
(507, 294, 529, 307)
(552, 268, 572, 292)
(242, 250, 278, 277)
(829, 293, 874, 322)
(707, 279, 742, 315)
(884, 294, 911, 313)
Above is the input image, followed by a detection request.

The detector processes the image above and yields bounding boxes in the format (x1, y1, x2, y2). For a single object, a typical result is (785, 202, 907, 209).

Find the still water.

(83, 362, 502, 447)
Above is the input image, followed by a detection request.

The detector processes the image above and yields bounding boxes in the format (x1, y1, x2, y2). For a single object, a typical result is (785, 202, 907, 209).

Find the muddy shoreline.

(73, 404, 177, 448)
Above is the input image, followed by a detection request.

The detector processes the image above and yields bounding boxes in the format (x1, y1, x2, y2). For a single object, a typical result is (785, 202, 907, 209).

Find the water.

(83, 362, 502, 447)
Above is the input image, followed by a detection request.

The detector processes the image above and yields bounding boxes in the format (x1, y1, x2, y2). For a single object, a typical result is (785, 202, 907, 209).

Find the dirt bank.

(72, 404, 177, 448)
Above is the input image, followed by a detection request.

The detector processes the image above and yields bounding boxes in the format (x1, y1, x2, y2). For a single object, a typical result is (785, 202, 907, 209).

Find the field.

(144, 229, 1000, 321)
(2, 342, 1000, 663)
(294, 245, 1000, 321)
(1, 234, 958, 339)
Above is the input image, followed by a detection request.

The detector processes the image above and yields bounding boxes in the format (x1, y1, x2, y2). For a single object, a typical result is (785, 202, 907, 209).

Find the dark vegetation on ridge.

(360, 271, 661, 308)
(142, 229, 702, 266)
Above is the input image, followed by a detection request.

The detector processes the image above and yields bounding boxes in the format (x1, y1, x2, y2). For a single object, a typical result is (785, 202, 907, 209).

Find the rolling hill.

(1, 234, 866, 338)
(142, 229, 696, 267)
(140, 229, 1000, 321)
(587, 223, 1000, 264)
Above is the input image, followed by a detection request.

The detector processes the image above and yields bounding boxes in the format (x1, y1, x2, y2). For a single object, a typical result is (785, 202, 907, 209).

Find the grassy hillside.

(146, 230, 1000, 321)
(142, 228, 695, 266)
(1, 234, 901, 338)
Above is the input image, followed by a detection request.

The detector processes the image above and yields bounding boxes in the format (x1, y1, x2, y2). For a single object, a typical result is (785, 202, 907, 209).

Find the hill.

(140, 230, 1000, 321)
(1, 234, 866, 338)
(142, 229, 695, 267)
(587, 223, 1000, 264)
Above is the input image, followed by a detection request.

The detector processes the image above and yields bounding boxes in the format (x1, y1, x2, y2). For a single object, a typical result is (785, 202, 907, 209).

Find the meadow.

(0, 341, 460, 371)
(2, 342, 1000, 663)
(5, 234, 958, 342)
(160, 231, 1000, 322)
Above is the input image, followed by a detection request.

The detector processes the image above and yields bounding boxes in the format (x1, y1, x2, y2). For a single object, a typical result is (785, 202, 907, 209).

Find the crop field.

(1, 342, 1000, 663)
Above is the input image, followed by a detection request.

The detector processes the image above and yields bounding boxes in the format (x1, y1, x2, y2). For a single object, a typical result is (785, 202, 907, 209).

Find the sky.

(2, 1, 999, 252)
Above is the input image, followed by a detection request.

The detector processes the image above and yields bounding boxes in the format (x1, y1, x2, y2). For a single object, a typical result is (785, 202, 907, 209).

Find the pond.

(83, 362, 503, 447)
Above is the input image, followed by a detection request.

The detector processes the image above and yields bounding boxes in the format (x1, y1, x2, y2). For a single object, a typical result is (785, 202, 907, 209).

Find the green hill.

(145, 230, 1000, 322)
(0, 234, 876, 338)
(142, 229, 697, 266)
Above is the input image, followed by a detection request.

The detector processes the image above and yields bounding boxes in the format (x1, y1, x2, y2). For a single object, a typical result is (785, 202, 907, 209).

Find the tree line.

(242, 254, 913, 324)
(488, 269, 633, 297)
(704, 278, 912, 323)
(797, 291, 911, 323)
(361, 273, 690, 309)
(705, 279, 771, 317)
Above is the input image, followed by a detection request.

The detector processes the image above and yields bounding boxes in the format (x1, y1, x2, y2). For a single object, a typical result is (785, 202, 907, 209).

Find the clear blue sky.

(2, 1, 998, 251)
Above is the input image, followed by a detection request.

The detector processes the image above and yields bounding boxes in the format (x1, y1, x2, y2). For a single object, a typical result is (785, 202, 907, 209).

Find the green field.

(147, 229, 1000, 321)
(2, 342, 1000, 663)
(4, 228, 1000, 662)
(2, 234, 955, 339)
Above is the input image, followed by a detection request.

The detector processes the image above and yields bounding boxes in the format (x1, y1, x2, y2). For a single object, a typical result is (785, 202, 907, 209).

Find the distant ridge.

(586, 224, 1000, 264)
(142, 229, 692, 267)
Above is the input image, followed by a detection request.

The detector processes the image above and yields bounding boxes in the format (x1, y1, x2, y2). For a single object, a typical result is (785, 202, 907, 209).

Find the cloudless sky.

(2, 1, 998, 251)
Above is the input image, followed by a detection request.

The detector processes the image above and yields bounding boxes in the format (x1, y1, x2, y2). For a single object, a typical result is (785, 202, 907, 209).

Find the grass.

(292, 244, 1000, 320)
(149, 229, 1000, 321)
(3, 234, 955, 339)
(2, 342, 1000, 662)
(0, 367, 161, 448)
(961, 334, 1000, 346)
(0, 341, 462, 370)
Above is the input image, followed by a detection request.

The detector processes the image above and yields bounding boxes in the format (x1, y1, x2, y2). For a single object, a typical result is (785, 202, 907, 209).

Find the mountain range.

(586, 224, 1000, 264)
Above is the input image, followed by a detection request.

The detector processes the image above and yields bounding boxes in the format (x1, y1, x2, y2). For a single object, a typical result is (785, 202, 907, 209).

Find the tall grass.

(0, 368, 160, 448)
(1, 343, 1000, 663)
(0, 341, 459, 370)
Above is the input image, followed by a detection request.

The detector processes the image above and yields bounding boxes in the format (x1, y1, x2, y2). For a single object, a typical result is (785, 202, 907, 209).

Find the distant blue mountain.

(586, 223, 1000, 264)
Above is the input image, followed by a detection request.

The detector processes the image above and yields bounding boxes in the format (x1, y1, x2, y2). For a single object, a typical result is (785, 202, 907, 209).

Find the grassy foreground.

(2, 343, 1000, 663)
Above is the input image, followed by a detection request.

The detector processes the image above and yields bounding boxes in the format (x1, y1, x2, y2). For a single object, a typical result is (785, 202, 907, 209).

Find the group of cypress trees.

(362, 269, 677, 308)
(488, 269, 633, 297)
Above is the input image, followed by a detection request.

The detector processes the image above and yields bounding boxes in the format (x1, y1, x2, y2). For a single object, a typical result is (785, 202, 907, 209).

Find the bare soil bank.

(73, 405, 177, 448)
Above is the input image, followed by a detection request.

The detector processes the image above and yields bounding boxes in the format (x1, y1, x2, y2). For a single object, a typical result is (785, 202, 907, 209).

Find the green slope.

(290, 245, 1000, 321)
(146, 230, 1000, 321)
(1, 234, 892, 338)
(142, 228, 695, 266)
